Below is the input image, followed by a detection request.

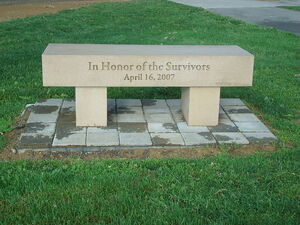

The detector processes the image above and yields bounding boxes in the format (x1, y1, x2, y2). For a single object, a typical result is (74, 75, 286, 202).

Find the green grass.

(0, 151, 299, 224)
(279, 6, 300, 11)
(0, 0, 299, 223)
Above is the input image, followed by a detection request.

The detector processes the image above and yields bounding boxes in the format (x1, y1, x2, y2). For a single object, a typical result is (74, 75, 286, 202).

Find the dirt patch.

(0, 0, 130, 22)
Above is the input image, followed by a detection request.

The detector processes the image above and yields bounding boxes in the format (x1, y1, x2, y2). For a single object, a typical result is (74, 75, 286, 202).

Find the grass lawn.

(0, 0, 299, 223)
(279, 6, 300, 11)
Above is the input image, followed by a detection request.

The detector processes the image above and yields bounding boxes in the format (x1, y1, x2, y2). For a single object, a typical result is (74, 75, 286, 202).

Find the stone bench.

(42, 44, 254, 127)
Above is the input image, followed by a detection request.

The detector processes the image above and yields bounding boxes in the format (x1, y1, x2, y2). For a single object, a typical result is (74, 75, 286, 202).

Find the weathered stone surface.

(223, 105, 251, 113)
(119, 133, 152, 146)
(87, 132, 119, 146)
(181, 132, 216, 145)
(108, 99, 116, 113)
(177, 122, 209, 133)
(27, 105, 60, 123)
(220, 98, 245, 106)
(117, 113, 145, 123)
(145, 113, 175, 123)
(243, 132, 278, 143)
(235, 121, 270, 132)
(87, 124, 118, 133)
(170, 109, 185, 123)
(166, 99, 180, 109)
(24, 122, 56, 135)
(148, 123, 178, 133)
(151, 133, 184, 146)
(117, 99, 141, 108)
(213, 132, 249, 144)
(36, 98, 63, 107)
(62, 99, 75, 108)
(55, 124, 86, 139)
(118, 122, 147, 133)
(53, 133, 86, 146)
(229, 113, 260, 122)
(18, 133, 53, 148)
(117, 106, 143, 114)
(208, 120, 238, 132)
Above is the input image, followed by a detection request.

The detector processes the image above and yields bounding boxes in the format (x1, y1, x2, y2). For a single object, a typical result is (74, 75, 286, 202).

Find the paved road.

(170, 0, 300, 34)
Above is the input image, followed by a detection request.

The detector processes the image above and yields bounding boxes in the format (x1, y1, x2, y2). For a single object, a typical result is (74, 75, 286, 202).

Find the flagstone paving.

(17, 98, 278, 152)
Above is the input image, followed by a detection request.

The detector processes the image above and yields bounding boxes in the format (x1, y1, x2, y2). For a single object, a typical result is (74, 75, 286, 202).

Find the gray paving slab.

(24, 122, 56, 135)
(87, 124, 118, 133)
(117, 106, 143, 114)
(108, 99, 116, 113)
(148, 123, 178, 133)
(145, 113, 175, 123)
(119, 133, 152, 146)
(35, 98, 63, 107)
(181, 132, 216, 145)
(61, 99, 75, 108)
(142, 99, 168, 107)
(228, 113, 260, 122)
(117, 99, 141, 108)
(87, 132, 119, 146)
(170, 109, 185, 122)
(118, 122, 148, 133)
(213, 132, 249, 144)
(27, 105, 60, 123)
(117, 113, 145, 123)
(18, 133, 53, 148)
(177, 122, 209, 132)
(53, 132, 86, 146)
(151, 133, 185, 146)
(220, 98, 245, 106)
(223, 105, 251, 113)
(208, 120, 239, 132)
(235, 121, 270, 132)
(243, 132, 278, 143)
(166, 99, 181, 109)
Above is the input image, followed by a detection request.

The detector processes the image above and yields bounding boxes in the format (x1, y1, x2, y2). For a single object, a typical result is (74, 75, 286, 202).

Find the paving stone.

(18, 133, 53, 148)
(145, 113, 175, 123)
(219, 106, 226, 114)
(118, 122, 148, 133)
(213, 132, 249, 144)
(177, 122, 209, 132)
(166, 99, 180, 109)
(35, 99, 63, 107)
(208, 120, 239, 132)
(223, 105, 251, 113)
(57, 108, 76, 124)
(143, 107, 170, 114)
(55, 124, 86, 138)
(27, 105, 60, 123)
(219, 113, 230, 121)
(62, 99, 75, 108)
(53, 133, 86, 146)
(117, 106, 143, 114)
(151, 133, 185, 146)
(235, 121, 270, 132)
(108, 113, 117, 123)
(181, 132, 216, 145)
(148, 123, 178, 133)
(119, 133, 152, 146)
(170, 109, 185, 122)
(142, 99, 168, 107)
(24, 122, 56, 135)
(117, 99, 141, 108)
(108, 99, 116, 113)
(87, 132, 119, 146)
(243, 132, 278, 143)
(117, 113, 145, 122)
(229, 113, 260, 122)
(220, 98, 245, 106)
(87, 124, 118, 133)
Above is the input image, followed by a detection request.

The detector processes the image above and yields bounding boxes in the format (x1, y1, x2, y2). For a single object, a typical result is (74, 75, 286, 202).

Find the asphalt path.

(170, 0, 300, 34)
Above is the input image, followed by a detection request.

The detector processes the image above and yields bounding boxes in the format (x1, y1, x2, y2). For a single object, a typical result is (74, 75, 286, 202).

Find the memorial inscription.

(42, 44, 254, 127)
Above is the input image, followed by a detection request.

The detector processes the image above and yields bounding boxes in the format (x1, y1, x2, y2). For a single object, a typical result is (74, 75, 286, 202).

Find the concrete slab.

(119, 133, 152, 146)
(243, 132, 278, 143)
(87, 124, 118, 133)
(151, 133, 185, 146)
(213, 132, 249, 144)
(223, 105, 251, 113)
(53, 132, 86, 146)
(117, 106, 143, 114)
(181, 132, 216, 145)
(116, 99, 141, 108)
(177, 122, 209, 132)
(117, 113, 146, 123)
(148, 123, 178, 133)
(24, 122, 56, 135)
(208, 120, 239, 132)
(118, 122, 148, 133)
(18, 133, 53, 148)
(145, 113, 175, 123)
(170, 109, 185, 122)
(228, 113, 260, 122)
(27, 105, 60, 123)
(87, 132, 119, 146)
(166, 99, 181, 109)
(35, 98, 63, 107)
(235, 121, 270, 132)
(220, 98, 245, 106)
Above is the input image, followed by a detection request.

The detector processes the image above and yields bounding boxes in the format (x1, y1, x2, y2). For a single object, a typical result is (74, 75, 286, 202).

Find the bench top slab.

(43, 44, 253, 56)
(42, 44, 254, 87)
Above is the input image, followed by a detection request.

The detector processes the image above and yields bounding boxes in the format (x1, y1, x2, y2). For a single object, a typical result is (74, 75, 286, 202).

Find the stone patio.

(17, 98, 278, 152)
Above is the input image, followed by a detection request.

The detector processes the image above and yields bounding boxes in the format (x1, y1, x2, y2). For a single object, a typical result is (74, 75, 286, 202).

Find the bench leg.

(181, 87, 220, 126)
(75, 87, 107, 126)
